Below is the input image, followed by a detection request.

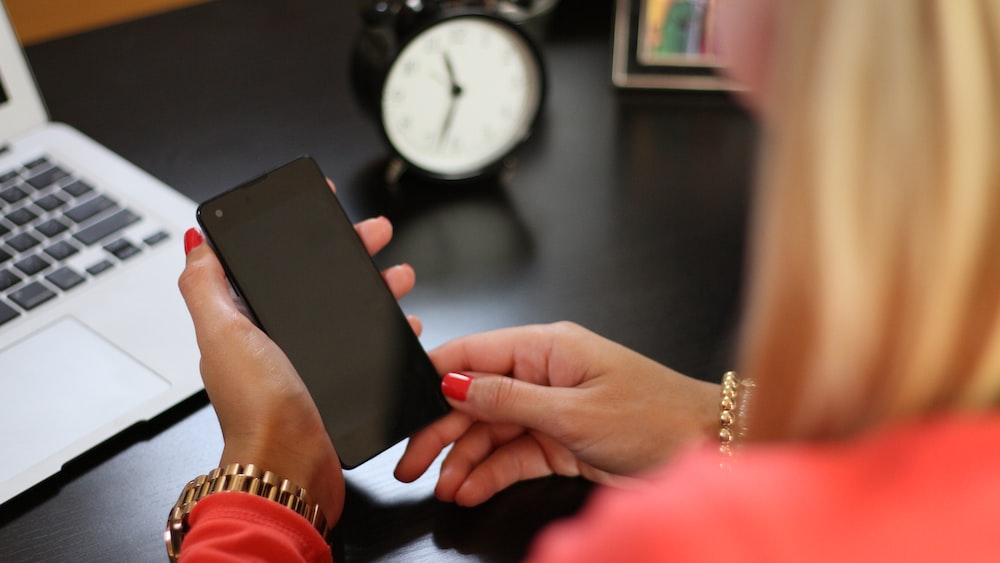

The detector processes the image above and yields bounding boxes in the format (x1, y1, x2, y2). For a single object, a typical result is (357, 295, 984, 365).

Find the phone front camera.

(215, 209, 224, 218)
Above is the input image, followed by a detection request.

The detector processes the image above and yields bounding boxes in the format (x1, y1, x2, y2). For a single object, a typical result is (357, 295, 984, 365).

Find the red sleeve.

(180, 492, 332, 562)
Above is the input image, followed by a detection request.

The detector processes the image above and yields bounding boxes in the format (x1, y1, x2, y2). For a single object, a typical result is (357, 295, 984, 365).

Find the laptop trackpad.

(0, 317, 170, 482)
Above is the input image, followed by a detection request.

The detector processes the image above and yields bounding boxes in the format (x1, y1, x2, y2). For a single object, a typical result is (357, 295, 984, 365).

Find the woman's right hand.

(177, 214, 417, 526)
(395, 322, 720, 506)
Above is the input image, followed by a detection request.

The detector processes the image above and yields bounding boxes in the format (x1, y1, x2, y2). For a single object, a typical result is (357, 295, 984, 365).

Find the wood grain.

(6, 0, 209, 45)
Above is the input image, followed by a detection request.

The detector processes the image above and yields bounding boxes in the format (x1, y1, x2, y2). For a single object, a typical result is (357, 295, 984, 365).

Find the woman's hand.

(395, 322, 719, 507)
(177, 214, 417, 526)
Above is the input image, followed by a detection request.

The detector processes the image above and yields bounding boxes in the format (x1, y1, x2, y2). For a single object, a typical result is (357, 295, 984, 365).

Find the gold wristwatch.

(165, 463, 328, 562)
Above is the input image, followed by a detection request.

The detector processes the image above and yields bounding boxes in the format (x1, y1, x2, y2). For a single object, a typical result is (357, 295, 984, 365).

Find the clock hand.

(438, 95, 459, 148)
(443, 52, 463, 96)
(427, 71, 449, 88)
(438, 51, 464, 148)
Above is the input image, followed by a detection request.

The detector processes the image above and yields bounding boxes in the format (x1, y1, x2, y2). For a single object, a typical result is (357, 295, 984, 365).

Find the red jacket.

(181, 413, 1000, 562)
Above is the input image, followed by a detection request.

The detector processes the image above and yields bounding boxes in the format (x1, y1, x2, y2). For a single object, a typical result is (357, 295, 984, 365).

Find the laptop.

(0, 3, 201, 504)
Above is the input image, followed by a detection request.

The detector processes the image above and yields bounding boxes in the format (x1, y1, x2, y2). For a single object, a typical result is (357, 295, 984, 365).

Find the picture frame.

(612, 0, 734, 91)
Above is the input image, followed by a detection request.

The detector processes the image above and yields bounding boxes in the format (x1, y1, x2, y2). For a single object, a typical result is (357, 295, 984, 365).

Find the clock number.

(423, 36, 441, 54)
(449, 27, 467, 45)
(500, 47, 515, 66)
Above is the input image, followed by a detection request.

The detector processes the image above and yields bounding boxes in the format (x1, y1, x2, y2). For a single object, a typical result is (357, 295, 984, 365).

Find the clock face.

(380, 16, 543, 179)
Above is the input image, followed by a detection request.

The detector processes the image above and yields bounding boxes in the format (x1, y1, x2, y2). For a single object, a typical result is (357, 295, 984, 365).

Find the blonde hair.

(740, 0, 1000, 440)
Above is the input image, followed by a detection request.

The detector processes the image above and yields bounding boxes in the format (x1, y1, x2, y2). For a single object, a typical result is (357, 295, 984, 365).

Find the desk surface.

(0, 0, 756, 560)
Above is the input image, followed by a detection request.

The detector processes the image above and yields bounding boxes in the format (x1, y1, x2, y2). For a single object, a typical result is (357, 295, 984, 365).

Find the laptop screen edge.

(0, 0, 48, 141)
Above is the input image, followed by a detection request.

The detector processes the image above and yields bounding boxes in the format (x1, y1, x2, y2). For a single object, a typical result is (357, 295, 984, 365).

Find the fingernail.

(441, 372, 472, 401)
(184, 228, 203, 255)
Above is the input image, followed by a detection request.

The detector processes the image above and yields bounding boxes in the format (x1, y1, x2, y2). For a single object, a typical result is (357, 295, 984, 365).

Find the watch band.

(164, 463, 328, 562)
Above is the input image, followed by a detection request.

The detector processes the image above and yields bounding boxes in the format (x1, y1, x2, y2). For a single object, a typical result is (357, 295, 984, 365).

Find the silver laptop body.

(0, 2, 201, 504)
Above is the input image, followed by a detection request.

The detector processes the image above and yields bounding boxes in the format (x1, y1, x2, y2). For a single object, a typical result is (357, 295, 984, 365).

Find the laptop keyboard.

(0, 155, 170, 327)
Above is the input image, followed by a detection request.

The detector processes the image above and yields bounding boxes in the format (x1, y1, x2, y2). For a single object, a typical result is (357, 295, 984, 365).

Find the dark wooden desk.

(0, 0, 756, 560)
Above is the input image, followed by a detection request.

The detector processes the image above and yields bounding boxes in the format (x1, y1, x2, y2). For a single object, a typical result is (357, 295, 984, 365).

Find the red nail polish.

(184, 228, 203, 255)
(441, 372, 472, 401)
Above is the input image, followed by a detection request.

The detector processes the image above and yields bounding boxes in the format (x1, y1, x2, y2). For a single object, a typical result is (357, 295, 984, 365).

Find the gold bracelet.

(719, 371, 754, 462)
(164, 463, 328, 562)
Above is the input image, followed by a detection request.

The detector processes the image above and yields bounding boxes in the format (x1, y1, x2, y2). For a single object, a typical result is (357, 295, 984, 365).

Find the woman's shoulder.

(725, 411, 1000, 497)
(530, 412, 1000, 562)
(699, 412, 1000, 557)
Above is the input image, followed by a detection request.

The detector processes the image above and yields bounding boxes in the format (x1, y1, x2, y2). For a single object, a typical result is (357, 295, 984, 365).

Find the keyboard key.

(0, 249, 11, 264)
(0, 269, 20, 291)
(0, 223, 9, 237)
(74, 209, 140, 246)
(24, 157, 49, 170)
(26, 166, 70, 190)
(34, 193, 67, 212)
(0, 185, 29, 204)
(104, 238, 141, 260)
(14, 254, 49, 276)
(44, 240, 79, 261)
(5, 207, 37, 226)
(66, 195, 117, 223)
(86, 260, 114, 276)
(36, 218, 69, 238)
(143, 231, 170, 246)
(0, 170, 18, 184)
(45, 267, 85, 291)
(8, 281, 56, 310)
(62, 180, 94, 198)
(0, 300, 19, 326)
(7, 232, 40, 253)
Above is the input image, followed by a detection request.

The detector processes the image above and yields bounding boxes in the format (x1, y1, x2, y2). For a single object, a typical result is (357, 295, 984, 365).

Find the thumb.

(441, 372, 570, 438)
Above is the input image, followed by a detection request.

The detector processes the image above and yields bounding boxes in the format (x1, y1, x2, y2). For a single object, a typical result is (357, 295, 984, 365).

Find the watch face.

(381, 15, 543, 179)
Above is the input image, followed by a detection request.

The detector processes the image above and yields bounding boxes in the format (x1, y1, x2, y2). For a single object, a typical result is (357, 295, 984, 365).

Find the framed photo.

(612, 0, 734, 90)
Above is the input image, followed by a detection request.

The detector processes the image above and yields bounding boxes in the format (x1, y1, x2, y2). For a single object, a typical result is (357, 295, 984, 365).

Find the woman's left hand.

(395, 323, 720, 506)
(177, 215, 417, 526)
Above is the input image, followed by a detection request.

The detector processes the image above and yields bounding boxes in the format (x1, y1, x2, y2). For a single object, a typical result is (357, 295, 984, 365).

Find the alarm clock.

(352, 0, 547, 183)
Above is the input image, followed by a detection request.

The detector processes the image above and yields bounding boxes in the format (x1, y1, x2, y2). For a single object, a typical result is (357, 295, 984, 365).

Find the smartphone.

(196, 156, 450, 469)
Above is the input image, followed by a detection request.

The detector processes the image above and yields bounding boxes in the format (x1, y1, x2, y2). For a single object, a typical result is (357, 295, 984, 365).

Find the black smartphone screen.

(196, 157, 449, 468)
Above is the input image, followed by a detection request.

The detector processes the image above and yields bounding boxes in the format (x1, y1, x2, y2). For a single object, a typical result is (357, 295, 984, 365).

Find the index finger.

(428, 325, 556, 386)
